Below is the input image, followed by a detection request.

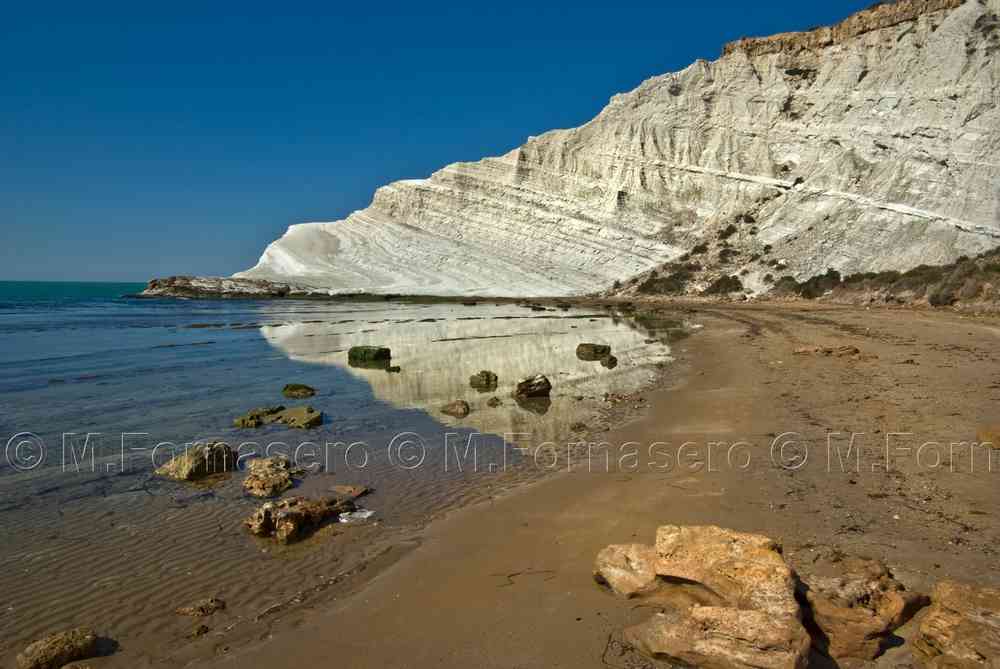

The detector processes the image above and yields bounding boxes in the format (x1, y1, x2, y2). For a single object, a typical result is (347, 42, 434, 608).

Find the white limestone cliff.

(237, 0, 1000, 296)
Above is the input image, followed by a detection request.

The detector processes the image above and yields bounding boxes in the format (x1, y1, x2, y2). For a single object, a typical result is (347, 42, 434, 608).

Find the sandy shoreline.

(12, 300, 1000, 668)
(158, 301, 998, 669)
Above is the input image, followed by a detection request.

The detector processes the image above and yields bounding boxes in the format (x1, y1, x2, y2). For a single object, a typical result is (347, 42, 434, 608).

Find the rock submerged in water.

(347, 346, 391, 364)
(234, 405, 286, 428)
(279, 406, 323, 429)
(245, 495, 356, 544)
(576, 343, 611, 361)
(282, 383, 316, 399)
(155, 442, 236, 481)
(233, 405, 322, 429)
(440, 399, 471, 418)
(330, 484, 370, 501)
(16, 627, 100, 669)
(596, 525, 810, 669)
(175, 597, 226, 617)
(486, 396, 503, 408)
(912, 580, 1000, 669)
(514, 374, 551, 398)
(242, 455, 296, 497)
(469, 370, 498, 392)
(797, 554, 927, 661)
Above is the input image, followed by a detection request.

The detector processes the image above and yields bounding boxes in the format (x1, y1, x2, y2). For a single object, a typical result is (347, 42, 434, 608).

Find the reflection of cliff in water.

(260, 304, 673, 446)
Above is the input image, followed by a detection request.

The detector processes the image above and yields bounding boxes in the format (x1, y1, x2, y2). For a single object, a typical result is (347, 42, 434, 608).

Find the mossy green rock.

(16, 627, 99, 669)
(348, 346, 391, 363)
(282, 383, 316, 399)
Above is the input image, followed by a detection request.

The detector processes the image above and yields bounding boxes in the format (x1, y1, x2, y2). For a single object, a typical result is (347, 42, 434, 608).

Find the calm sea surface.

(0, 281, 680, 661)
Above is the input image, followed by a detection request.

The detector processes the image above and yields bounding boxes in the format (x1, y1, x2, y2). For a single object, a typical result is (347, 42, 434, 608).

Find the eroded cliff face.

(238, 0, 1000, 296)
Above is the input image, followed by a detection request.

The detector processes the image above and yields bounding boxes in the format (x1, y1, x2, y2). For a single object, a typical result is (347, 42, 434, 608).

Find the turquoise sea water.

(0, 280, 146, 304)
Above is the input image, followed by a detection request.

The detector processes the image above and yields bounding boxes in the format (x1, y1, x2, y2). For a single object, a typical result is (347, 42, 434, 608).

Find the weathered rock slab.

(625, 606, 811, 669)
(797, 556, 927, 661)
(913, 580, 1000, 669)
(597, 525, 810, 669)
(234, 405, 322, 429)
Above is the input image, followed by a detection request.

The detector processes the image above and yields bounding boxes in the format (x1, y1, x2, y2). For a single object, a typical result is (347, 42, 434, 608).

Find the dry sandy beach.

(155, 301, 999, 669)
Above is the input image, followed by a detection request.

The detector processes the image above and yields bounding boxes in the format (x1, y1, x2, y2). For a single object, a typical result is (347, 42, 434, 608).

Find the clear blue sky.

(1, 0, 871, 282)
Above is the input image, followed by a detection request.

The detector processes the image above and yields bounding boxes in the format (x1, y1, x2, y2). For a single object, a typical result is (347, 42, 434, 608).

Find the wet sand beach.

(195, 302, 1000, 669)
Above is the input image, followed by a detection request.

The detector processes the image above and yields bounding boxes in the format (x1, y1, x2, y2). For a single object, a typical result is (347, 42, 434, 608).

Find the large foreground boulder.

(595, 525, 810, 669)
(652, 524, 801, 618)
(155, 442, 236, 481)
(245, 496, 355, 544)
(16, 627, 99, 669)
(797, 555, 927, 661)
(912, 580, 1000, 669)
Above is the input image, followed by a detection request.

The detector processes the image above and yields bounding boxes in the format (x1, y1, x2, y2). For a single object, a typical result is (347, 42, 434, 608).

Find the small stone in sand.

(469, 370, 498, 392)
(486, 397, 503, 408)
(330, 484, 370, 501)
(176, 597, 226, 617)
(514, 374, 551, 398)
(576, 343, 612, 361)
(441, 400, 471, 418)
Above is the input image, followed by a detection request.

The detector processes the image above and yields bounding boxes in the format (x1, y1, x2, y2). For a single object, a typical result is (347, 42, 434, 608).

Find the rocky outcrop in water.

(155, 442, 236, 481)
(233, 406, 323, 429)
(242, 455, 296, 497)
(217, 0, 1000, 298)
(245, 496, 355, 544)
(16, 628, 100, 669)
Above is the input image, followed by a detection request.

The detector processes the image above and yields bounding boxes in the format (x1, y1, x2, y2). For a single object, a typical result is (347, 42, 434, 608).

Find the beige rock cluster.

(242, 455, 297, 497)
(244, 496, 355, 544)
(595, 526, 931, 669)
